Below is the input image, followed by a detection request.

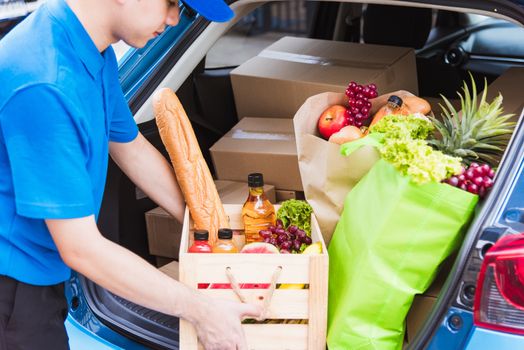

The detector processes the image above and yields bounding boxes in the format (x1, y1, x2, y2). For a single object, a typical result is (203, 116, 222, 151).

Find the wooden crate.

(178, 204, 329, 349)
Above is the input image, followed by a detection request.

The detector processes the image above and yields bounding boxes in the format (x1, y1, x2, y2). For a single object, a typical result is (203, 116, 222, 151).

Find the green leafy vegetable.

(367, 114, 462, 184)
(380, 139, 463, 184)
(370, 114, 434, 140)
(277, 199, 313, 235)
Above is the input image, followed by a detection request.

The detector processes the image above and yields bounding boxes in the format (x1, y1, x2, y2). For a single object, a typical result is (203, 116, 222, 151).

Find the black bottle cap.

(194, 230, 209, 241)
(248, 173, 264, 187)
(217, 228, 233, 239)
(387, 95, 403, 107)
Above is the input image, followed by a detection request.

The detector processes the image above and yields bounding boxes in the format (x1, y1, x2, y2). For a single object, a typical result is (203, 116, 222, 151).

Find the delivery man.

(0, 0, 261, 349)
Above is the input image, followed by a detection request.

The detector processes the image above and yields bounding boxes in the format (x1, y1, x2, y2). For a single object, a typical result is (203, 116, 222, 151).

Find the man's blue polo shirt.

(0, 0, 139, 286)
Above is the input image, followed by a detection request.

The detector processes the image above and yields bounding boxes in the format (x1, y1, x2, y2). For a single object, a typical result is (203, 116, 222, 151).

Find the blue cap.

(182, 0, 234, 22)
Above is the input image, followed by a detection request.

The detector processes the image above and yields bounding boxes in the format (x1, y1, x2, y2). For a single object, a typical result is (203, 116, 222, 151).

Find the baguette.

(153, 88, 229, 245)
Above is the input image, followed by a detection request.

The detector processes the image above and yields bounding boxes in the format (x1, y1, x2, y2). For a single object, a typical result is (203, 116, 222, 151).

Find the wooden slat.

(245, 324, 308, 349)
(186, 254, 310, 284)
(307, 255, 329, 349)
(200, 289, 309, 319)
(180, 319, 198, 350)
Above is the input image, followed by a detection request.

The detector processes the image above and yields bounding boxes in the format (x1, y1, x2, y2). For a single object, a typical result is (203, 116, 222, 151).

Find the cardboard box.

(214, 179, 276, 204)
(210, 117, 303, 191)
(178, 204, 329, 349)
(485, 67, 524, 121)
(145, 180, 276, 259)
(231, 36, 418, 119)
(275, 189, 305, 203)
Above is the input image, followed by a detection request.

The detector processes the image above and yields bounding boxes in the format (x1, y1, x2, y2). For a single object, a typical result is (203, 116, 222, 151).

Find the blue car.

(3, 0, 523, 348)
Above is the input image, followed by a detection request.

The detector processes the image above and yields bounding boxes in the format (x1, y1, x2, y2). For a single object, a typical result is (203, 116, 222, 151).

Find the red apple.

(318, 105, 348, 139)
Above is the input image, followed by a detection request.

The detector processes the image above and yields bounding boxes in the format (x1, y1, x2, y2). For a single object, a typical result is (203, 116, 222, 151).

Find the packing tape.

(259, 50, 391, 70)
(230, 129, 295, 141)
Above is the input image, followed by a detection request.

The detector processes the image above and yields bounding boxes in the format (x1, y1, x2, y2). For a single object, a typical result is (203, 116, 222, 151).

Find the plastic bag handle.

(340, 133, 384, 157)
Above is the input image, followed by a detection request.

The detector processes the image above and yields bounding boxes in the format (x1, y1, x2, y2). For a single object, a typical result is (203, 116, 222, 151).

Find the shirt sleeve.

(109, 87, 139, 143)
(0, 84, 95, 219)
(105, 47, 138, 143)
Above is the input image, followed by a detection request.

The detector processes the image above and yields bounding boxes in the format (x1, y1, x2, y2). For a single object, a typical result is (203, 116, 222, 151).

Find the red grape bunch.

(444, 163, 495, 197)
(259, 219, 312, 254)
(345, 81, 378, 128)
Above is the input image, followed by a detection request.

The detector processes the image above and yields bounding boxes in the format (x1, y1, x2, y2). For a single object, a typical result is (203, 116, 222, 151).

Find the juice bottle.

(188, 230, 212, 253)
(212, 228, 238, 253)
(241, 173, 276, 244)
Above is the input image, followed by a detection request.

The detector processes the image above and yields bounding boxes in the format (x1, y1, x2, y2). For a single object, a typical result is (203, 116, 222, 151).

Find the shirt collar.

(46, 0, 105, 79)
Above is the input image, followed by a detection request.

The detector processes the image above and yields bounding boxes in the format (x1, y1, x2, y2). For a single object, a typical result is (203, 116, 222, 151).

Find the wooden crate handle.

(226, 266, 282, 321)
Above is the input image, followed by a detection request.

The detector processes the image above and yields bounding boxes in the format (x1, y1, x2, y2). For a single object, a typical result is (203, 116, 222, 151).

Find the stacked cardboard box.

(210, 36, 418, 195)
(230, 36, 418, 119)
(146, 180, 276, 263)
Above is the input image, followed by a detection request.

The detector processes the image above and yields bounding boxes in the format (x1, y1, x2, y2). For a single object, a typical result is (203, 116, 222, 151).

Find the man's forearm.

(47, 217, 201, 321)
(109, 133, 185, 222)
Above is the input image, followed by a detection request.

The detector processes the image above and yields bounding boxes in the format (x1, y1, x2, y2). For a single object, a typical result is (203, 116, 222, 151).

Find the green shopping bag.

(327, 141, 478, 349)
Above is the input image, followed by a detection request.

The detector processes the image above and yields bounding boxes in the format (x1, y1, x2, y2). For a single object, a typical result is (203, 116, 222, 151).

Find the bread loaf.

(153, 88, 229, 245)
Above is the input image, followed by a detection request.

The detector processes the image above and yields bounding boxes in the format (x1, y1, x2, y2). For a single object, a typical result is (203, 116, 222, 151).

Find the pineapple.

(428, 73, 516, 167)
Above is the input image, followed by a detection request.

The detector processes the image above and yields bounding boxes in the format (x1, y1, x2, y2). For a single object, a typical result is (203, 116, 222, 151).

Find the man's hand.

(190, 297, 262, 350)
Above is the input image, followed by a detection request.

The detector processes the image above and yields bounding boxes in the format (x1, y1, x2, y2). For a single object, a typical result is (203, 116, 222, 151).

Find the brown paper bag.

(293, 92, 380, 245)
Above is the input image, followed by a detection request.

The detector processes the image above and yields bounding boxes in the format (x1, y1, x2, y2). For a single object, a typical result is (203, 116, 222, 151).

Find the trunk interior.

(80, 2, 524, 349)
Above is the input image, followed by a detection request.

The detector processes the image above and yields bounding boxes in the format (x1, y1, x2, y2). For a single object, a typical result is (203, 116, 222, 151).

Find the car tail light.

(474, 233, 524, 334)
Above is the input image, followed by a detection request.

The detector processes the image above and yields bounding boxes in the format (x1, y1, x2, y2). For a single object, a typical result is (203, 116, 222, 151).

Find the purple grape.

(288, 233, 296, 241)
(467, 183, 479, 194)
(473, 176, 484, 187)
(303, 236, 312, 245)
(275, 228, 286, 236)
(263, 237, 271, 243)
(483, 178, 494, 188)
(277, 234, 288, 244)
(470, 162, 480, 168)
(268, 225, 276, 233)
(488, 169, 495, 178)
(478, 186, 486, 198)
(280, 241, 292, 250)
(259, 230, 273, 239)
(458, 174, 466, 182)
(448, 176, 459, 187)
(296, 230, 306, 241)
(292, 240, 302, 252)
(276, 219, 284, 227)
(480, 164, 491, 175)
(465, 169, 475, 180)
(287, 225, 298, 234)
(280, 249, 291, 254)
(473, 167, 484, 177)
(459, 183, 468, 191)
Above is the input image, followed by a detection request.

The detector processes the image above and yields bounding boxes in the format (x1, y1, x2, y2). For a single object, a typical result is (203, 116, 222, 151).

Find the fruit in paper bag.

(318, 105, 348, 139)
(328, 125, 364, 145)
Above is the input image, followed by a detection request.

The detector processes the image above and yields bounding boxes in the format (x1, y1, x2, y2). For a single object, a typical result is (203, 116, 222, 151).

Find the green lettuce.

(366, 114, 462, 184)
(277, 199, 313, 235)
(380, 139, 463, 184)
(370, 114, 434, 140)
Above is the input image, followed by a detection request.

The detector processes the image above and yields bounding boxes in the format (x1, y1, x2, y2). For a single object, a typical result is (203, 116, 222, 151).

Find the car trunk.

(72, 1, 524, 349)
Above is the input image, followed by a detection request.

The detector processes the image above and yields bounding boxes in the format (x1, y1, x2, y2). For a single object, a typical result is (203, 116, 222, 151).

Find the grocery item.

(259, 220, 312, 254)
(444, 162, 495, 197)
(369, 95, 408, 127)
(403, 95, 431, 115)
(276, 199, 313, 235)
(153, 88, 229, 245)
(188, 230, 212, 253)
(241, 173, 276, 244)
(240, 242, 280, 254)
(345, 81, 378, 127)
(212, 228, 239, 253)
(428, 74, 515, 166)
(328, 125, 364, 145)
(317, 105, 348, 139)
